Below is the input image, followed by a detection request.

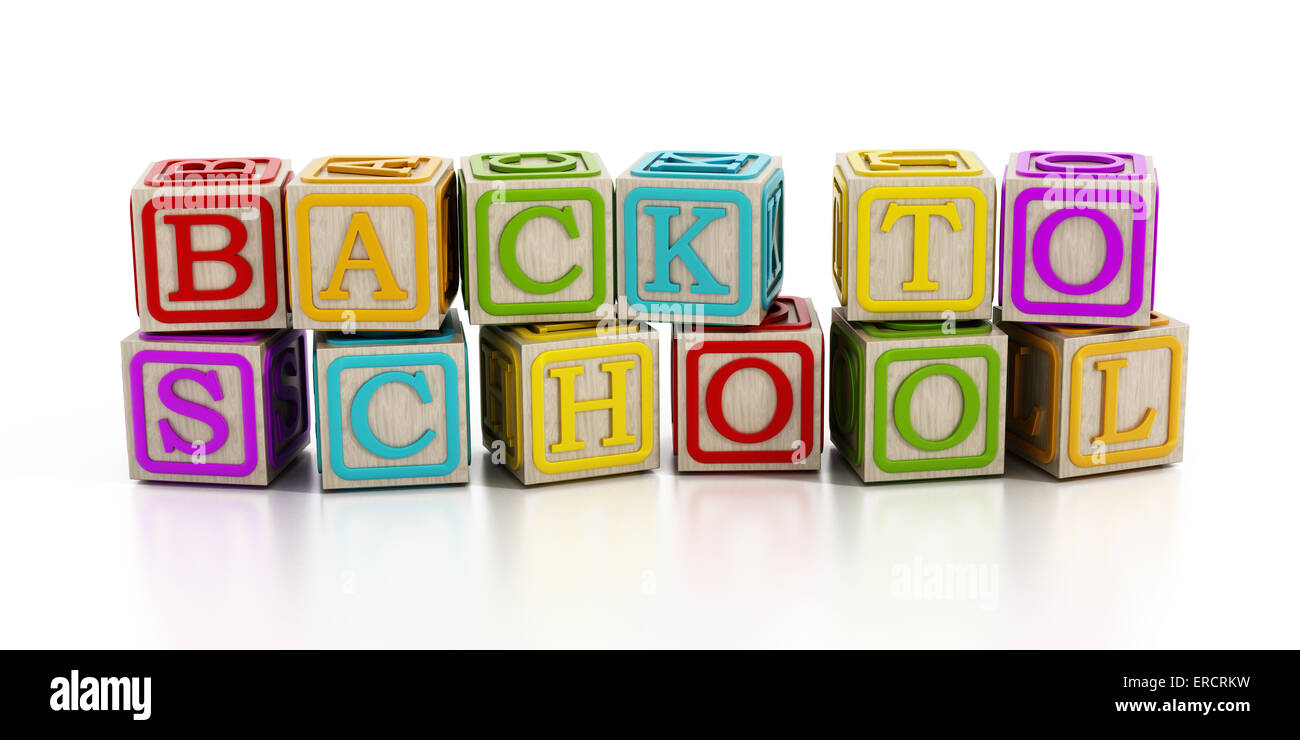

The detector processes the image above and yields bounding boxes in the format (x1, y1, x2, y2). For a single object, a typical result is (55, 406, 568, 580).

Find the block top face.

(466, 151, 604, 180)
(628, 151, 773, 180)
(862, 320, 993, 339)
(693, 296, 815, 332)
(844, 149, 985, 177)
(1039, 311, 1174, 337)
(1012, 150, 1152, 180)
(299, 156, 444, 183)
(142, 157, 286, 187)
(130, 329, 278, 347)
(321, 327, 457, 348)
(506, 320, 655, 344)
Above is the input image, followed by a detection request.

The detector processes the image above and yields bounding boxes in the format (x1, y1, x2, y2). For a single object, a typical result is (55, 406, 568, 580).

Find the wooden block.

(997, 309, 1188, 478)
(832, 149, 996, 322)
(121, 328, 310, 485)
(670, 296, 823, 472)
(312, 309, 470, 490)
(459, 151, 615, 325)
(829, 307, 1008, 483)
(130, 158, 291, 331)
(479, 320, 659, 485)
(616, 151, 784, 326)
(285, 156, 457, 332)
(998, 151, 1157, 327)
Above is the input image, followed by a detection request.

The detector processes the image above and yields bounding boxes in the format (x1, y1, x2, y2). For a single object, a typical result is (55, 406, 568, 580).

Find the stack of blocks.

(829, 149, 1187, 480)
(119, 148, 1186, 491)
(472, 151, 815, 483)
(123, 156, 469, 489)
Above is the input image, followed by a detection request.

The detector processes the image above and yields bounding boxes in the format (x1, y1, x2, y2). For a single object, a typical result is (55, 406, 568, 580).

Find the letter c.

(350, 371, 436, 458)
(499, 205, 583, 294)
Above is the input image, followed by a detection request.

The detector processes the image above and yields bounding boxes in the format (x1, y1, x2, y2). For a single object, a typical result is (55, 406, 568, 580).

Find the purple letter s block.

(129, 349, 258, 476)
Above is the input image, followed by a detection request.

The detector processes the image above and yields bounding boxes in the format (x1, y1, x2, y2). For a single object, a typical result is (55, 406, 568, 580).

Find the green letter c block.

(499, 205, 583, 294)
(892, 363, 980, 452)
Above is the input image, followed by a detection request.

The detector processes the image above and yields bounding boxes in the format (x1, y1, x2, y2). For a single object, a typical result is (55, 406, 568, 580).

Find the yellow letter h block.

(478, 321, 660, 485)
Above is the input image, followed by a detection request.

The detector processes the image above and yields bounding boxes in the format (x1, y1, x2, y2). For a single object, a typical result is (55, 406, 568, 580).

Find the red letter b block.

(131, 157, 290, 331)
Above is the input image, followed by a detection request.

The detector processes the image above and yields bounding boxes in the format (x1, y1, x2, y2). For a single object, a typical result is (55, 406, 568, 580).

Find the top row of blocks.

(129, 149, 1156, 333)
(832, 149, 1157, 327)
(129, 152, 783, 332)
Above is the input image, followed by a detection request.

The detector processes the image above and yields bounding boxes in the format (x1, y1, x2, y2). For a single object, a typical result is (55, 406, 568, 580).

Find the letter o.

(704, 358, 794, 444)
(893, 364, 980, 451)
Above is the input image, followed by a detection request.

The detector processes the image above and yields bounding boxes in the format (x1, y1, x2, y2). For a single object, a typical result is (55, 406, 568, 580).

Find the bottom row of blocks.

(120, 302, 1188, 488)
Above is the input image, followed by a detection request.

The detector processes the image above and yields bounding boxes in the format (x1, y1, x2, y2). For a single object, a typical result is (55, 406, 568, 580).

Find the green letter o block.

(873, 345, 1000, 473)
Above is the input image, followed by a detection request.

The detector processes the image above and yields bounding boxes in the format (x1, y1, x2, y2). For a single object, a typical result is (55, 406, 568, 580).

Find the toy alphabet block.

(998, 310, 1187, 478)
(460, 151, 614, 325)
(130, 158, 291, 331)
(670, 296, 823, 471)
(829, 308, 1008, 482)
(479, 320, 659, 485)
(999, 151, 1157, 327)
(121, 328, 310, 485)
(286, 156, 457, 332)
(831, 149, 995, 322)
(312, 309, 470, 490)
(617, 151, 784, 325)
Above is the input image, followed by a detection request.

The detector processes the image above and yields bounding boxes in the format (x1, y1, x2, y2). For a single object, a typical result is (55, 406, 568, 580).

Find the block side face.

(315, 332, 469, 489)
(286, 163, 450, 331)
(860, 330, 1008, 483)
(462, 173, 614, 324)
(131, 182, 289, 332)
(263, 330, 312, 472)
(1052, 321, 1188, 478)
(832, 163, 850, 305)
(828, 312, 868, 475)
(478, 326, 526, 474)
(999, 321, 1063, 471)
(998, 171, 1156, 326)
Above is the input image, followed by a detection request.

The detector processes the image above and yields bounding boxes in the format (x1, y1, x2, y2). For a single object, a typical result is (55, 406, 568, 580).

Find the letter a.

(320, 212, 408, 301)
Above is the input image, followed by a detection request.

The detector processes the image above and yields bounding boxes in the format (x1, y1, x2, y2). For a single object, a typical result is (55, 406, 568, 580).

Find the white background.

(1, 0, 1296, 648)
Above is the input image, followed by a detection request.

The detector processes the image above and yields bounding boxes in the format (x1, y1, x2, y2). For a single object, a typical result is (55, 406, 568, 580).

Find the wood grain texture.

(313, 310, 470, 490)
(998, 309, 1188, 478)
(121, 329, 306, 486)
(830, 307, 1008, 483)
(130, 159, 291, 332)
(285, 157, 454, 331)
(480, 321, 659, 485)
(615, 155, 782, 326)
(998, 153, 1157, 327)
(835, 151, 996, 322)
(460, 152, 614, 325)
(672, 297, 823, 472)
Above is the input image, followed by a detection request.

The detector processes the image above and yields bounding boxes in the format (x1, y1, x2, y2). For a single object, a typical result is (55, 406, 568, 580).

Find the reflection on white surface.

(3, 438, 1295, 649)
